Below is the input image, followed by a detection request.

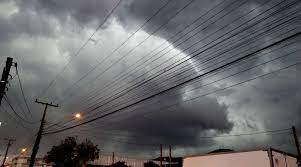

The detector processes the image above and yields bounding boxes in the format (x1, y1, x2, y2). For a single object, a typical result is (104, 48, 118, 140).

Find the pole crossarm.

(35, 99, 59, 107)
(1, 138, 15, 167)
(29, 99, 58, 167)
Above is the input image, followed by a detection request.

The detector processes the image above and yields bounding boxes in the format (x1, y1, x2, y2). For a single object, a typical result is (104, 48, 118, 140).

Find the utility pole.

(292, 126, 301, 166)
(169, 145, 172, 167)
(0, 57, 14, 105)
(29, 99, 58, 167)
(1, 138, 15, 167)
(160, 144, 162, 167)
(112, 152, 115, 165)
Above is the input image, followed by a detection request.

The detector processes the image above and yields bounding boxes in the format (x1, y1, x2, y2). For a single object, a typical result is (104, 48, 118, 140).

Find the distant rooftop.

(208, 149, 234, 154)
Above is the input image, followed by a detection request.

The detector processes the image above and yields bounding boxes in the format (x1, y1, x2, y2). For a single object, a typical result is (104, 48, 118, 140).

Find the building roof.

(208, 149, 234, 154)
(183, 148, 297, 158)
(152, 157, 182, 162)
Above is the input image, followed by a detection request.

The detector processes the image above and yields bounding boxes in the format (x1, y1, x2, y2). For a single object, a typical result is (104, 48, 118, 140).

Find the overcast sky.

(0, 0, 301, 159)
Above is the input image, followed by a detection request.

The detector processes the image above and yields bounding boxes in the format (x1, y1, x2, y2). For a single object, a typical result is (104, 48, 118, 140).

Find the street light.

(21, 148, 26, 153)
(20, 148, 27, 155)
(74, 113, 82, 119)
(0, 121, 7, 127)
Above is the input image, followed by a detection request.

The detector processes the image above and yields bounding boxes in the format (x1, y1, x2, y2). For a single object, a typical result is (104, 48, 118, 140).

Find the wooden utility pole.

(268, 148, 274, 167)
(1, 138, 15, 167)
(29, 99, 58, 167)
(0, 57, 14, 105)
(292, 126, 301, 166)
(112, 152, 115, 165)
(169, 145, 172, 167)
(160, 144, 162, 167)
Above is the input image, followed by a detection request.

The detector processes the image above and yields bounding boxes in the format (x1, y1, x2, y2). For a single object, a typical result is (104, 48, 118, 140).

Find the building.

(11, 156, 50, 167)
(152, 157, 182, 167)
(88, 155, 148, 167)
(183, 148, 298, 167)
(0, 155, 13, 167)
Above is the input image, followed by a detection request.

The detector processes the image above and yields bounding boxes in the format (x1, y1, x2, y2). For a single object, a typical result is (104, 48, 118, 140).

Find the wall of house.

(10, 156, 51, 167)
(89, 155, 148, 167)
(183, 150, 271, 167)
(272, 150, 297, 167)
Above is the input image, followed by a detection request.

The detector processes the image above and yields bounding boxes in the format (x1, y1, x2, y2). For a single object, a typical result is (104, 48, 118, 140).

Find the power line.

(79, 0, 230, 103)
(7, 88, 29, 120)
(60, 0, 262, 116)
(45, 0, 227, 126)
(48, 0, 298, 129)
(49, 26, 301, 131)
(43, 30, 301, 135)
(82, 0, 299, 114)
(48, 0, 234, 126)
(15, 64, 33, 117)
(45, 128, 291, 147)
(81, 0, 294, 111)
(47, 40, 301, 130)
(56, 0, 199, 105)
(122, 58, 301, 122)
(0, 101, 32, 130)
(84, 8, 301, 115)
(42, 0, 182, 126)
(65, 0, 244, 106)
(85, 40, 301, 121)
(3, 95, 35, 125)
(56, 0, 174, 102)
(56, 125, 293, 141)
(46, 58, 301, 139)
(38, 0, 122, 98)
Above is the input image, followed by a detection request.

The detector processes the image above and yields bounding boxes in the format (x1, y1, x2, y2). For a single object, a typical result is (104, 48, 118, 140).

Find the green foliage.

(111, 161, 129, 167)
(144, 161, 159, 167)
(44, 137, 100, 167)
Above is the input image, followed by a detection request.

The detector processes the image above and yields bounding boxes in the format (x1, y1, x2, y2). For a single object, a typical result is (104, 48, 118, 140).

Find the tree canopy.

(111, 161, 129, 167)
(144, 161, 159, 167)
(44, 137, 100, 167)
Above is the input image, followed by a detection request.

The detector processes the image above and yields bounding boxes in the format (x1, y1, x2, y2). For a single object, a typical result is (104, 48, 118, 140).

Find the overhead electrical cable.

(43, 30, 301, 135)
(62, 0, 245, 106)
(1, 99, 32, 130)
(56, 0, 174, 102)
(83, 0, 299, 112)
(48, 0, 298, 128)
(85, 39, 301, 120)
(45, 38, 301, 129)
(3, 95, 36, 125)
(45, 128, 291, 147)
(81, 0, 293, 110)
(38, 0, 122, 98)
(58, 0, 261, 116)
(76, 0, 233, 103)
(56, 0, 199, 105)
(15, 65, 33, 117)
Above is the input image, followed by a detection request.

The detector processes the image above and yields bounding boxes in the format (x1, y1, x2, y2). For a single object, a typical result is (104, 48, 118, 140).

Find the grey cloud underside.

(0, 0, 301, 157)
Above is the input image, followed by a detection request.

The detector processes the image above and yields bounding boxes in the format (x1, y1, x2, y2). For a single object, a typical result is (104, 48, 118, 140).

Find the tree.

(44, 137, 100, 167)
(144, 161, 159, 167)
(111, 161, 129, 167)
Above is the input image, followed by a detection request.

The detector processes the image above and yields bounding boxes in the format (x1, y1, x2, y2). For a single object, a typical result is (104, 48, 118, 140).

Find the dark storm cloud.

(111, 96, 232, 141)
(17, 0, 117, 29)
(1, 0, 301, 158)
(64, 60, 235, 156)
(1, 0, 235, 156)
(63, 95, 233, 157)
(235, 65, 301, 129)
(0, 8, 54, 43)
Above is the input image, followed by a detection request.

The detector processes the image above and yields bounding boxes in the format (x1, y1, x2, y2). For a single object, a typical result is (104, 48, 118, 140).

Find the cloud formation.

(0, 0, 300, 158)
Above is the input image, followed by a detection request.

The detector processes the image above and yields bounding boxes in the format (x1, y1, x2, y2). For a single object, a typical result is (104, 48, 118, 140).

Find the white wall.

(89, 155, 147, 167)
(272, 151, 298, 167)
(183, 150, 271, 167)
